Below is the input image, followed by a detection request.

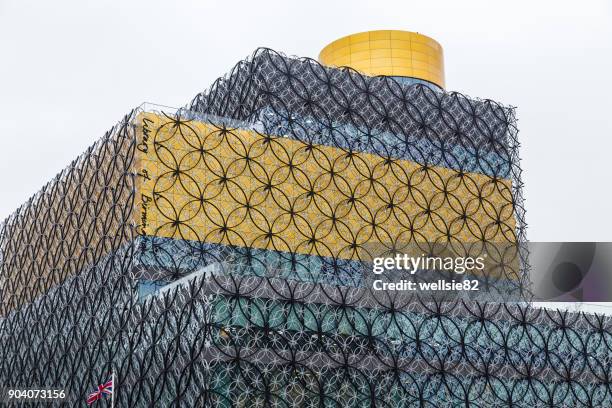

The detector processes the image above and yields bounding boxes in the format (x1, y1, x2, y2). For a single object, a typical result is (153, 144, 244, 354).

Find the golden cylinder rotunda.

(319, 30, 445, 89)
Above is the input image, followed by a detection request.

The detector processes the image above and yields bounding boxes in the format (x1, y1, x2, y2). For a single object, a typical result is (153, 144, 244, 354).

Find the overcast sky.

(0, 0, 611, 241)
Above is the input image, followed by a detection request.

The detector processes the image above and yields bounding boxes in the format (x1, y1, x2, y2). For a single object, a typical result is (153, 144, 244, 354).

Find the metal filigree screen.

(1, 49, 611, 407)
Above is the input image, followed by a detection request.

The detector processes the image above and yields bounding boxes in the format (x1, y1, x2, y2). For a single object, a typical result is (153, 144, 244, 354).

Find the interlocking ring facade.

(1, 48, 611, 407)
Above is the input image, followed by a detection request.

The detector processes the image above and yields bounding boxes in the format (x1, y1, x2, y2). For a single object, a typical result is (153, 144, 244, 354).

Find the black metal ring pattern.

(136, 111, 523, 297)
(0, 49, 610, 407)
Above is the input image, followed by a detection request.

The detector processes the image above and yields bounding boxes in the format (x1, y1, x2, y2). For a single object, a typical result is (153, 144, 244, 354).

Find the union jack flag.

(87, 378, 113, 405)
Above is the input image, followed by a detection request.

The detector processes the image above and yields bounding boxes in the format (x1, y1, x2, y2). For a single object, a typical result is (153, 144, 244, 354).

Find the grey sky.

(1, 0, 611, 241)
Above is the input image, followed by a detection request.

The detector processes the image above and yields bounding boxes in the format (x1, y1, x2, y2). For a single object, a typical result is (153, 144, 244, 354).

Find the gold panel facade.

(319, 30, 445, 89)
(0, 117, 135, 316)
(135, 112, 515, 261)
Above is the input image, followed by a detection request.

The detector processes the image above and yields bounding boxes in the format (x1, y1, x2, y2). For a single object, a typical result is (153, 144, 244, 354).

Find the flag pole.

(111, 370, 115, 408)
